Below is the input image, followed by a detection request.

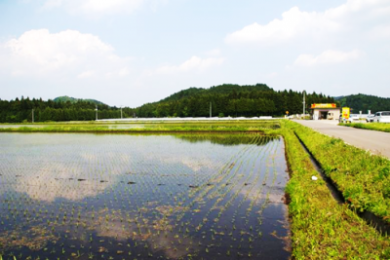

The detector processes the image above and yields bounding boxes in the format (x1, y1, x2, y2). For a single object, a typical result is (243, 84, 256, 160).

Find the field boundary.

(294, 131, 390, 235)
(340, 122, 390, 133)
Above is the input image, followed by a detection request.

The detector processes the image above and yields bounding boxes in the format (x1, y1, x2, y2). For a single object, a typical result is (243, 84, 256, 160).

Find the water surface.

(0, 133, 290, 260)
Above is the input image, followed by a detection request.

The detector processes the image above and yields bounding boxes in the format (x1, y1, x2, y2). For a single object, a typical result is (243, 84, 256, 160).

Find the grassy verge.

(0, 121, 280, 133)
(290, 121, 390, 224)
(266, 121, 390, 259)
(340, 122, 390, 133)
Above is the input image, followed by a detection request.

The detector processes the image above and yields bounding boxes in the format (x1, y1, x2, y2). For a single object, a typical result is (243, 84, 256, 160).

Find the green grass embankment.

(290, 121, 390, 224)
(340, 122, 390, 133)
(0, 121, 280, 133)
(268, 121, 389, 259)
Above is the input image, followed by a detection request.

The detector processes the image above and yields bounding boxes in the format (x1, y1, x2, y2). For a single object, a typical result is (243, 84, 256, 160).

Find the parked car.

(374, 111, 390, 123)
(366, 114, 375, 122)
(346, 114, 360, 123)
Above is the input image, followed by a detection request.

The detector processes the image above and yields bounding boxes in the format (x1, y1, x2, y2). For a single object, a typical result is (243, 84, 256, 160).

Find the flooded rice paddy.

(0, 133, 290, 260)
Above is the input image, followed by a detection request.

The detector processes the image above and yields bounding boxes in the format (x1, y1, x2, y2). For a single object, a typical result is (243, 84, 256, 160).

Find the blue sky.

(0, 0, 389, 107)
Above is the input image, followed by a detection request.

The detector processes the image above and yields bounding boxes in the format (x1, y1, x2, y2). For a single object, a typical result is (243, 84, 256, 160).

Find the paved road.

(294, 120, 390, 159)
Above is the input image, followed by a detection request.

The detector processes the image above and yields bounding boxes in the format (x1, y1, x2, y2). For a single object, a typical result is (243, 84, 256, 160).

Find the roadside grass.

(340, 122, 390, 133)
(0, 120, 389, 258)
(290, 121, 390, 224)
(269, 121, 390, 259)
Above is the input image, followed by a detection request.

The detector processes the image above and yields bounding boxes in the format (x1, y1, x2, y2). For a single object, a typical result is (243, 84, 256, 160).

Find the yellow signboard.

(311, 103, 337, 109)
(342, 107, 350, 120)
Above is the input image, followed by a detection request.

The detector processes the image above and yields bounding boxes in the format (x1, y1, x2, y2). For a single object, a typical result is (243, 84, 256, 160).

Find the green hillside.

(54, 96, 106, 106)
(334, 94, 390, 113)
(135, 83, 334, 117)
(161, 84, 271, 102)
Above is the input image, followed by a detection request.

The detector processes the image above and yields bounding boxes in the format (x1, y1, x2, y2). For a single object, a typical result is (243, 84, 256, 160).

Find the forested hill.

(135, 83, 334, 117)
(160, 84, 271, 102)
(53, 96, 106, 106)
(334, 94, 390, 113)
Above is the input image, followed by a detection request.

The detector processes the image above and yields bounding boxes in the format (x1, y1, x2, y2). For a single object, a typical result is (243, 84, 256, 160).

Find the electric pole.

(121, 106, 123, 119)
(32, 109, 34, 123)
(303, 91, 306, 116)
(95, 106, 98, 121)
(210, 102, 212, 118)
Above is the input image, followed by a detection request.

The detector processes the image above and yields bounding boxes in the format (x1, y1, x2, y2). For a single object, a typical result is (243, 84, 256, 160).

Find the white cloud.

(293, 49, 362, 67)
(77, 70, 96, 79)
(225, 0, 390, 45)
(267, 72, 278, 78)
(76, 0, 144, 14)
(206, 48, 221, 56)
(41, 0, 166, 15)
(155, 56, 225, 74)
(0, 29, 131, 79)
(369, 24, 390, 39)
(225, 7, 339, 45)
(105, 67, 130, 78)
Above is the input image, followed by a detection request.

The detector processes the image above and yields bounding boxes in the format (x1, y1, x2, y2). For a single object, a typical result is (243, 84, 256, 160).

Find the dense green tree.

(0, 97, 136, 123)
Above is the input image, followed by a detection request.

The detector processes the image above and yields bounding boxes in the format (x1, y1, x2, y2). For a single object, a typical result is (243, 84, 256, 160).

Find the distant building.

(311, 103, 340, 120)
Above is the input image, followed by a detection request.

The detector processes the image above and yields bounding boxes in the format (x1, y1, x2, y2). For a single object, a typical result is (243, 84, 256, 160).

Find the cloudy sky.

(0, 0, 389, 107)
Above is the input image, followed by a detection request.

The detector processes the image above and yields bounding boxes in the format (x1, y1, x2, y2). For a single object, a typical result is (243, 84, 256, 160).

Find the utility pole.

(32, 109, 34, 123)
(210, 102, 212, 118)
(303, 91, 306, 116)
(95, 106, 98, 121)
(120, 106, 123, 119)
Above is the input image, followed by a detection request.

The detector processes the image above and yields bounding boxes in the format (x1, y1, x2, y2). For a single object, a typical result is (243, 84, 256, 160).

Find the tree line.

(0, 97, 134, 123)
(335, 94, 390, 113)
(0, 84, 335, 122)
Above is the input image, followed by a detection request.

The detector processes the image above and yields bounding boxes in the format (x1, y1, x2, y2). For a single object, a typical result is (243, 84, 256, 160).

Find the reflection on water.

(0, 133, 290, 260)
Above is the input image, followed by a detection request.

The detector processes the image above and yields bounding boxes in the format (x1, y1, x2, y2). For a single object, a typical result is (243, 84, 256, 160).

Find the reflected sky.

(0, 133, 290, 260)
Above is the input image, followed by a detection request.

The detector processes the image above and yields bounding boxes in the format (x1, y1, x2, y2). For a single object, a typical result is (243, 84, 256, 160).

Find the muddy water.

(0, 133, 290, 260)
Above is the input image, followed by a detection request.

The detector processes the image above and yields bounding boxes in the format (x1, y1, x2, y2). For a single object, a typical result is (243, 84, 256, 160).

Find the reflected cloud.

(12, 161, 112, 202)
(90, 208, 198, 259)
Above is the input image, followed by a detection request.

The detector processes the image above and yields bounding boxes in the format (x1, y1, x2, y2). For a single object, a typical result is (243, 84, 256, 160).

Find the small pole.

(95, 106, 98, 121)
(32, 109, 34, 123)
(121, 106, 123, 119)
(210, 102, 212, 118)
(303, 91, 306, 116)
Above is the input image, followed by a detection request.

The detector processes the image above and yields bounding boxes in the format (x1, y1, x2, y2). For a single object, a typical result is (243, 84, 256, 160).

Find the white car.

(346, 114, 360, 123)
(366, 114, 375, 122)
(374, 111, 390, 123)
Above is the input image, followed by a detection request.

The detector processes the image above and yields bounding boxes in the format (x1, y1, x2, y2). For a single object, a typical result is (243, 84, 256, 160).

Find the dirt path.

(294, 120, 390, 159)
